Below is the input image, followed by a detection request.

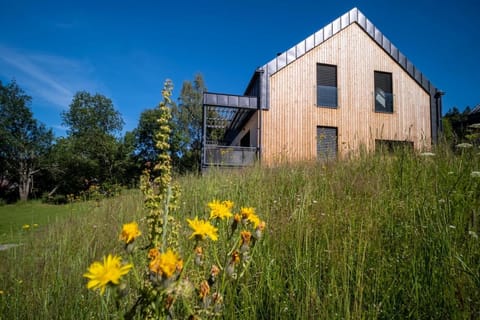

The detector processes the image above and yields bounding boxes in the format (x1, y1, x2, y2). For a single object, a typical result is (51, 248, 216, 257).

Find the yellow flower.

(199, 280, 210, 298)
(240, 207, 255, 219)
(187, 217, 218, 241)
(208, 200, 233, 220)
(22, 224, 30, 230)
(149, 249, 183, 278)
(223, 200, 234, 210)
(83, 254, 133, 295)
(240, 207, 260, 228)
(240, 230, 252, 246)
(119, 222, 141, 244)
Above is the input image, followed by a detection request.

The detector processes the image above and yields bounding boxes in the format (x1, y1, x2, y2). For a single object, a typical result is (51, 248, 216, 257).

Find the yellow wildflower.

(240, 207, 255, 219)
(119, 222, 141, 244)
(240, 230, 252, 245)
(149, 249, 183, 278)
(199, 280, 210, 299)
(231, 251, 240, 264)
(148, 248, 160, 260)
(83, 254, 132, 295)
(187, 217, 218, 241)
(22, 224, 30, 230)
(208, 200, 233, 220)
(222, 200, 234, 210)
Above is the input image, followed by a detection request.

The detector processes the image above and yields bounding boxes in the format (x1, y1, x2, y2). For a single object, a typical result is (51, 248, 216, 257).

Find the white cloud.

(0, 45, 103, 110)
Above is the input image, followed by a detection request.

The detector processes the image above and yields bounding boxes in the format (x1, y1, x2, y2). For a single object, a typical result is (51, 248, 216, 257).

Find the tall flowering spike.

(119, 222, 141, 244)
(140, 79, 181, 249)
(153, 79, 174, 194)
(187, 217, 219, 241)
(83, 254, 133, 295)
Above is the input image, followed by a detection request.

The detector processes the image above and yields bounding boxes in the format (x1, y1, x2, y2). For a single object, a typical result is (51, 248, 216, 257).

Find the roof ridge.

(259, 7, 437, 98)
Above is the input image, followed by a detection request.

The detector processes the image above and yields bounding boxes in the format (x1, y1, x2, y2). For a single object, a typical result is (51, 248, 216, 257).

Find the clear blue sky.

(1, 0, 479, 137)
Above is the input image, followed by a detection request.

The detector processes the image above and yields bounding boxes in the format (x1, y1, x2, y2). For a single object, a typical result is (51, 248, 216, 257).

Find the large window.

(317, 64, 337, 108)
(374, 71, 393, 113)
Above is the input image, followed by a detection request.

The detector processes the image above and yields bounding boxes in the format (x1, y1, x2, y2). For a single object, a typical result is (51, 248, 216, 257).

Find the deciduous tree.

(0, 80, 53, 201)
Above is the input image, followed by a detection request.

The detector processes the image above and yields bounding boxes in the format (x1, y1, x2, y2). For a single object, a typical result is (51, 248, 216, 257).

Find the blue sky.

(1, 0, 479, 137)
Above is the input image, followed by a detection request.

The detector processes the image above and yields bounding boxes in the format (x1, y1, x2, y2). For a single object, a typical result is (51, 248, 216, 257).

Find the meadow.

(1, 145, 479, 319)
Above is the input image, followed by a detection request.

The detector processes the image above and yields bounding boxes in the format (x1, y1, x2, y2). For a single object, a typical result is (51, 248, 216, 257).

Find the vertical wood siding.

(260, 23, 431, 164)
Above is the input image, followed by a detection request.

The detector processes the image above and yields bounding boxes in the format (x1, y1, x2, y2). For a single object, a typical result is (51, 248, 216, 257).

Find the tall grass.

(1, 145, 480, 319)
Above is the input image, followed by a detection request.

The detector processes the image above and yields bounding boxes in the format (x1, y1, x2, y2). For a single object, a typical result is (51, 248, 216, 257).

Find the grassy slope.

(1, 147, 480, 319)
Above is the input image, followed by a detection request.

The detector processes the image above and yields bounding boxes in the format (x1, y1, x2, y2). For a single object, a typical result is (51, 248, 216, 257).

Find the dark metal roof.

(254, 7, 439, 110)
(203, 92, 257, 109)
(470, 104, 480, 115)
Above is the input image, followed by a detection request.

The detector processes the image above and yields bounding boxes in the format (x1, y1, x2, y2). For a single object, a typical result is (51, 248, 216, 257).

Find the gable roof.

(253, 7, 439, 110)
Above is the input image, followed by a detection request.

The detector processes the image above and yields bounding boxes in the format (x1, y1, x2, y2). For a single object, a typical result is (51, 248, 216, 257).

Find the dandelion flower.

(208, 200, 233, 220)
(22, 224, 30, 230)
(187, 217, 218, 241)
(149, 249, 183, 278)
(119, 222, 141, 244)
(83, 254, 132, 295)
(240, 207, 261, 228)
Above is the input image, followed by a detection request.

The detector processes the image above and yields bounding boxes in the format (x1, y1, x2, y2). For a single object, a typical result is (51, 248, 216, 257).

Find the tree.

(443, 106, 472, 144)
(0, 80, 53, 201)
(134, 108, 166, 165)
(60, 91, 124, 191)
(172, 73, 206, 172)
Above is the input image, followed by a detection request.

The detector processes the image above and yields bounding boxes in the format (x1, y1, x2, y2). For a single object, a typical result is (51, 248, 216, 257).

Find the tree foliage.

(0, 80, 53, 201)
(171, 73, 206, 172)
(56, 91, 128, 194)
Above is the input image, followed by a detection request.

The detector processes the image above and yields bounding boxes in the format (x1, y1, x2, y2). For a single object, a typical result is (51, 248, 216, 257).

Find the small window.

(317, 126, 337, 160)
(317, 64, 337, 108)
(375, 139, 413, 153)
(374, 71, 393, 113)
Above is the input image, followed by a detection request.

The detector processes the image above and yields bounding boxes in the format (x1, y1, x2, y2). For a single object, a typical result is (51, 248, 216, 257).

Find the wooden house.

(202, 7, 443, 168)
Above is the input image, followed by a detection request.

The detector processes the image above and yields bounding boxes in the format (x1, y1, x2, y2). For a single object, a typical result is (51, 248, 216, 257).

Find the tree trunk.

(18, 160, 32, 201)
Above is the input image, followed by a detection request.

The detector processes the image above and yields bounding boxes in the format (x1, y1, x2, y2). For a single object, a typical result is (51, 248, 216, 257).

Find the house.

(202, 7, 443, 169)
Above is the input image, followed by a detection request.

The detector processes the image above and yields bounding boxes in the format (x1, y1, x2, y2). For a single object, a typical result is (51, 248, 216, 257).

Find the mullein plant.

(83, 80, 266, 319)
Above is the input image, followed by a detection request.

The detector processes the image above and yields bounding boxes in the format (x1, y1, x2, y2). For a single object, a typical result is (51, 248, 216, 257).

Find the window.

(317, 64, 337, 107)
(374, 71, 393, 113)
(375, 139, 413, 153)
(317, 126, 337, 160)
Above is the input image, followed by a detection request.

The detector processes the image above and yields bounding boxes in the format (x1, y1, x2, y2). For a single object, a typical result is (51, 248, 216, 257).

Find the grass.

(0, 200, 93, 244)
(1, 145, 480, 319)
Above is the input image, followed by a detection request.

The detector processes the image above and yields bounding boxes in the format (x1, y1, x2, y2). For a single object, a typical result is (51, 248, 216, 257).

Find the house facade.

(202, 7, 443, 168)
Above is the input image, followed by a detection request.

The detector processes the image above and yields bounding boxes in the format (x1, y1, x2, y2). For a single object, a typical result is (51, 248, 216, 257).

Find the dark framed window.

(317, 64, 337, 108)
(374, 71, 393, 113)
(375, 139, 413, 153)
(317, 126, 337, 160)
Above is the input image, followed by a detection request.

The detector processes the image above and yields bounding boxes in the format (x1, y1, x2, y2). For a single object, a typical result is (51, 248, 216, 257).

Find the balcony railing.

(203, 145, 257, 168)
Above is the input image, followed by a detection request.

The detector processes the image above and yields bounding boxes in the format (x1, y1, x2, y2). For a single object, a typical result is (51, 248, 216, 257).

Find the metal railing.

(203, 145, 257, 168)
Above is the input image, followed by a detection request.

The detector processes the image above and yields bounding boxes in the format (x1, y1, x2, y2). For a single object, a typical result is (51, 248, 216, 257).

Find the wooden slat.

(260, 23, 431, 165)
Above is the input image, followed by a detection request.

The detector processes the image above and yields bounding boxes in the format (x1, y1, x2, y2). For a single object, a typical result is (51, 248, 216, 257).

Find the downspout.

(434, 90, 445, 143)
(201, 92, 207, 171)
